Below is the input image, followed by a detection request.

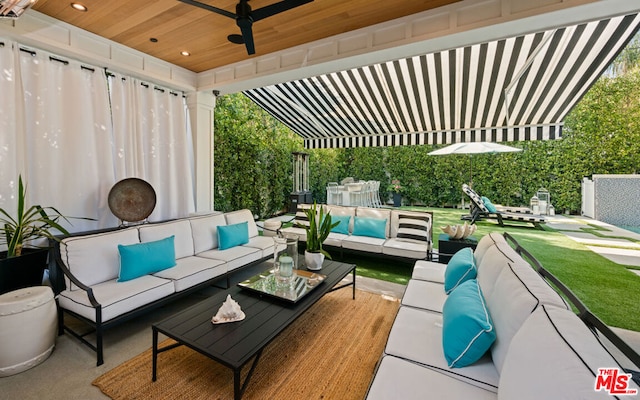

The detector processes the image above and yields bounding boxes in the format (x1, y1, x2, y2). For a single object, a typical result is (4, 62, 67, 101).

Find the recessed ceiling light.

(181, 51, 190, 56)
(70, 3, 87, 12)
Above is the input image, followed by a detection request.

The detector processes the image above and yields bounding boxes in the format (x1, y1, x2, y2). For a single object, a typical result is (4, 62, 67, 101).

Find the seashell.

(212, 294, 245, 324)
(441, 223, 477, 239)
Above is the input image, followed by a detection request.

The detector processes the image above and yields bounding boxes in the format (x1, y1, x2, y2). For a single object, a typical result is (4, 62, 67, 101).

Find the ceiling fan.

(179, 0, 314, 55)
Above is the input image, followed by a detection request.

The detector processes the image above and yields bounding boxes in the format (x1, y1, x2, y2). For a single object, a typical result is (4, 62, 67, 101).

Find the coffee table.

(151, 259, 356, 400)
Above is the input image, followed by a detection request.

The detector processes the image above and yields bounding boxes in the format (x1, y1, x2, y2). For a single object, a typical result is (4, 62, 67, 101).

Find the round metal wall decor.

(108, 178, 156, 222)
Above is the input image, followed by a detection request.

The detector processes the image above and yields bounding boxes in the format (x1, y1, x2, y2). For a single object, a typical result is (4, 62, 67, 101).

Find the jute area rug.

(93, 288, 399, 399)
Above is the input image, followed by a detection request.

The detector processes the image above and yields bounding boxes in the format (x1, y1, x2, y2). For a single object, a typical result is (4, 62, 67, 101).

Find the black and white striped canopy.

(245, 13, 640, 149)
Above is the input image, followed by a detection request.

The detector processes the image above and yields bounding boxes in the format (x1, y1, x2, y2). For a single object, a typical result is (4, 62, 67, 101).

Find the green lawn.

(350, 206, 640, 332)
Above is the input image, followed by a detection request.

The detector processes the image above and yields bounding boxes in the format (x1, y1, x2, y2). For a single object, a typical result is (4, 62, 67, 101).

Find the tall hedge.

(214, 68, 640, 217)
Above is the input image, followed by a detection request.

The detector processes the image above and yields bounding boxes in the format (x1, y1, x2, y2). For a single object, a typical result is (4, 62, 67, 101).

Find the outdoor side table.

(437, 233, 478, 264)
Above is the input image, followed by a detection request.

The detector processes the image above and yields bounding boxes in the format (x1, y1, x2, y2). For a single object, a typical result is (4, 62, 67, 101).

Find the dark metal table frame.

(151, 260, 356, 400)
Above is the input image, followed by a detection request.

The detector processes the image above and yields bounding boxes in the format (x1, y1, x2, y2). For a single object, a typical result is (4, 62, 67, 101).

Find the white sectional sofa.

(52, 209, 274, 366)
(280, 204, 433, 261)
(366, 232, 640, 399)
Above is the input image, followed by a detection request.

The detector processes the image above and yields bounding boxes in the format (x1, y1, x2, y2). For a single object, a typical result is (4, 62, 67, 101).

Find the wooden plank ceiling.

(32, 0, 460, 73)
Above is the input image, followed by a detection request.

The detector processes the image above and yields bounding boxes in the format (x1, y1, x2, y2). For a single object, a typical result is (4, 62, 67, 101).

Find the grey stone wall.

(594, 175, 640, 227)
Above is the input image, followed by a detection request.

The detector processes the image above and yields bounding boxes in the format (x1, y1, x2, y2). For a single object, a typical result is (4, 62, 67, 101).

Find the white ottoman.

(263, 218, 282, 237)
(0, 286, 57, 377)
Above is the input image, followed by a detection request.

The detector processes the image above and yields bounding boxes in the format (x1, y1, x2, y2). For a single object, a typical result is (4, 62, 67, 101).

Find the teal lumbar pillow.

(352, 216, 387, 239)
(444, 247, 476, 294)
(218, 221, 249, 250)
(117, 235, 176, 282)
(481, 196, 497, 213)
(329, 215, 351, 235)
(442, 279, 496, 368)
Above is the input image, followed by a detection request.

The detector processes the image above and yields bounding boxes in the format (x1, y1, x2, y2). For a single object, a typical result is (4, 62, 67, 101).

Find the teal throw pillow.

(117, 235, 176, 282)
(352, 216, 387, 239)
(330, 215, 351, 235)
(444, 247, 476, 294)
(218, 221, 249, 250)
(481, 196, 497, 213)
(442, 279, 496, 368)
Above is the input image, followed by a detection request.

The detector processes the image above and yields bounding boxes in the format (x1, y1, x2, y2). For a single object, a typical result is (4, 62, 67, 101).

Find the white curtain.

(109, 73, 195, 221)
(18, 46, 116, 231)
(0, 40, 195, 235)
(0, 41, 20, 218)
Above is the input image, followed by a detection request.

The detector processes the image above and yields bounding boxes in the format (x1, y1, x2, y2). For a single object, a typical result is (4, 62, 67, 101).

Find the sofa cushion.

(400, 279, 447, 313)
(385, 306, 499, 392)
(390, 210, 432, 244)
(481, 196, 497, 213)
(60, 228, 140, 290)
(486, 259, 568, 374)
(474, 232, 505, 266)
(411, 260, 445, 283)
(330, 215, 351, 234)
(325, 232, 348, 248)
(224, 209, 259, 238)
(138, 219, 194, 259)
(498, 305, 639, 399)
(341, 235, 385, 254)
(323, 205, 356, 231)
(444, 247, 476, 294)
(475, 243, 518, 300)
(442, 279, 496, 368)
(366, 355, 497, 400)
(243, 236, 276, 258)
(197, 246, 262, 272)
(57, 275, 174, 322)
(382, 238, 429, 260)
(189, 213, 228, 253)
(117, 236, 176, 282)
(218, 222, 249, 250)
(356, 207, 391, 237)
(153, 255, 226, 292)
(353, 217, 387, 239)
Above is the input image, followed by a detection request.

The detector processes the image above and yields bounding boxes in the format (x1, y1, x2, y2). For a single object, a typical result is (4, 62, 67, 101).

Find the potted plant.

(0, 175, 78, 294)
(303, 202, 339, 271)
(388, 179, 403, 207)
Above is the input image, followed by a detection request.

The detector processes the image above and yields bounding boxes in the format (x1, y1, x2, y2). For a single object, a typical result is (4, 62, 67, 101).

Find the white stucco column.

(185, 90, 216, 213)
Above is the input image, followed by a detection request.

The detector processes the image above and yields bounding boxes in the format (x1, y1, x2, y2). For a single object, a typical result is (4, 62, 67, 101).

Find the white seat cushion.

(385, 306, 499, 392)
(244, 236, 275, 258)
(279, 226, 307, 242)
(382, 238, 429, 259)
(342, 235, 385, 253)
(367, 355, 497, 400)
(401, 279, 446, 313)
(153, 256, 226, 292)
(197, 246, 262, 272)
(325, 232, 348, 248)
(57, 275, 174, 322)
(412, 260, 445, 283)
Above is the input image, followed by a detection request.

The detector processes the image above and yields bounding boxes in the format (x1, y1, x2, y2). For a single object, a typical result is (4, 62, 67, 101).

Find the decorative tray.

(238, 269, 326, 303)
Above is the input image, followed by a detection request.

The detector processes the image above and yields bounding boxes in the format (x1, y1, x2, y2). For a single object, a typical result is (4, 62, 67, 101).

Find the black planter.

(0, 248, 49, 295)
(393, 192, 402, 207)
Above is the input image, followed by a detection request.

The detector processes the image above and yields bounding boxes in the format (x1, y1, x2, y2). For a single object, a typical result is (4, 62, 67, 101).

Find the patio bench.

(280, 204, 433, 263)
(50, 209, 274, 366)
(366, 232, 640, 399)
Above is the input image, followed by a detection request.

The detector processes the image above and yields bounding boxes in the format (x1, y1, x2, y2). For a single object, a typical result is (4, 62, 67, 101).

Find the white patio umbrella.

(428, 142, 522, 187)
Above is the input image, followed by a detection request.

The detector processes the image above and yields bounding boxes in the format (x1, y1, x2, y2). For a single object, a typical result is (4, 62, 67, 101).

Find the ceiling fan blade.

(237, 18, 255, 55)
(178, 0, 236, 19)
(252, 0, 314, 22)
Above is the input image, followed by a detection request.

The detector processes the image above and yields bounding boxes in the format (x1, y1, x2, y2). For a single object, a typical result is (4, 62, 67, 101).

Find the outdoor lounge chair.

(462, 184, 546, 227)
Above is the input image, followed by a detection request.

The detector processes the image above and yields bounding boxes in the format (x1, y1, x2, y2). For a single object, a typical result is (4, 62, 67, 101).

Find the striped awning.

(244, 13, 640, 149)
